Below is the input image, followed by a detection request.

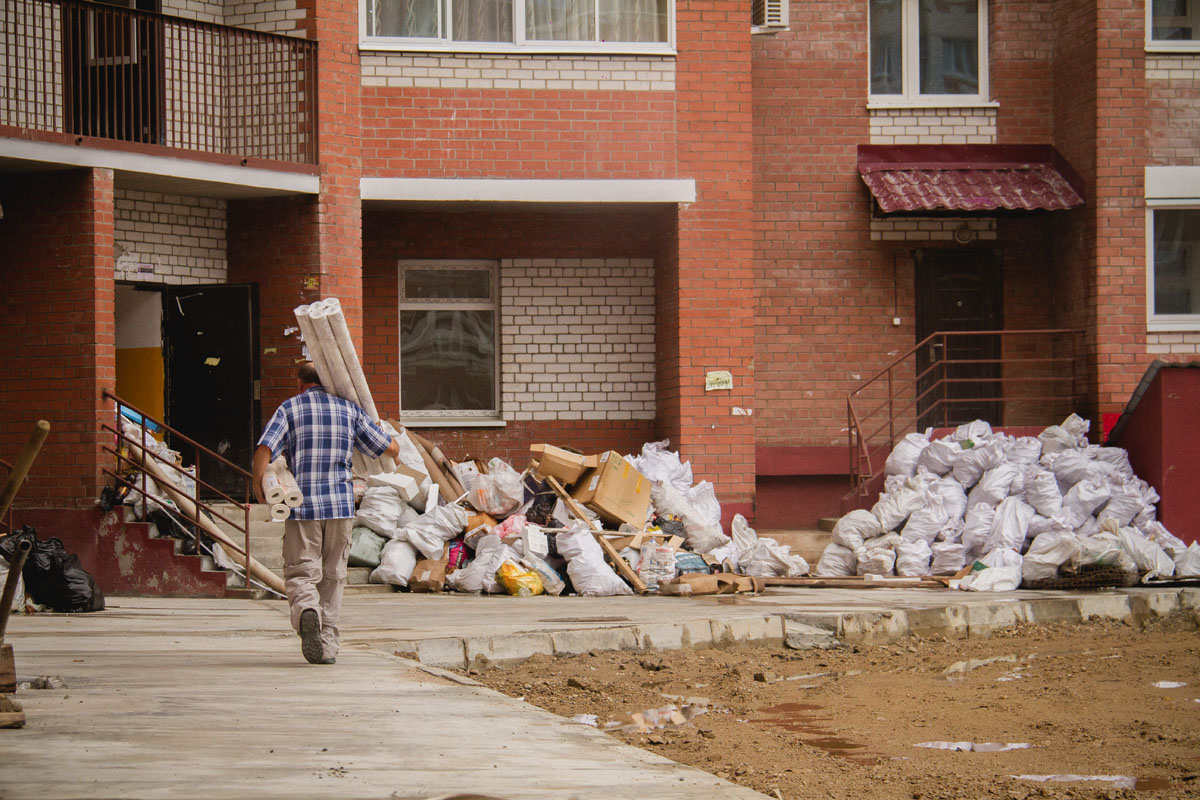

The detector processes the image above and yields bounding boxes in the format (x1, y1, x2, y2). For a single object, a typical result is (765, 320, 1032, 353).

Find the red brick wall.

(671, 0, 756, 512)
(0, 169, 115, 508)
(992, 0, 1056, 142)
(1148, 68, 1200, 165)
(360, 89, 678, 178)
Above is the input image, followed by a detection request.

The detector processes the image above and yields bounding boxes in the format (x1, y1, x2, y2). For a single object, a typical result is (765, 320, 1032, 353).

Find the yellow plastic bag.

(497, 559, 544, 597)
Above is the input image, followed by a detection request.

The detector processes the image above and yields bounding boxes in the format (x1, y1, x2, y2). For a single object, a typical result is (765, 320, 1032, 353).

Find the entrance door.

(164, 285, 260, 501)
(63, 0, 164, 144)
(915, 249, 1002, 429)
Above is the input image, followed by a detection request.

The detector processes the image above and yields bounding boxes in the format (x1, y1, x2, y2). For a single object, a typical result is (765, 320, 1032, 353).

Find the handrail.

(100, 390, 261, 591)
(846, 329, 1087, 498)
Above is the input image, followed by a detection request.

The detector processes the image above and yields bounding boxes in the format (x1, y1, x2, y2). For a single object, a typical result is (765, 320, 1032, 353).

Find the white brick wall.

(223, 0, 305, 35)
(114, 190, 228, 284)
(500, 258, 656, 421)
(870, 217, 997, 242)
(361, 53, 676, 91)
(1146, 54, 1200, 81)
(869, 106, 997, 145)
(162, 0, 224, 24)
(1146, 332, 1200, 354)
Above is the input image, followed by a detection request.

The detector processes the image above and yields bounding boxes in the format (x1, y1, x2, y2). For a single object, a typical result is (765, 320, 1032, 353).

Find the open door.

(915, 249, 1002, 429)
(63, 0, 164, 144)
(164, 284, 259, 500)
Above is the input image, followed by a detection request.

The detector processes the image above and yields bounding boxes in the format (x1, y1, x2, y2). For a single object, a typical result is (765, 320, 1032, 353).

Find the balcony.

(1, 0, 317, 166)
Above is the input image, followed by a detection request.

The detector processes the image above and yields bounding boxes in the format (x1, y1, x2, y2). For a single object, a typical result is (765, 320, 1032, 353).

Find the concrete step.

(818, 516, 840, 532)
(756, 529, 832, 565)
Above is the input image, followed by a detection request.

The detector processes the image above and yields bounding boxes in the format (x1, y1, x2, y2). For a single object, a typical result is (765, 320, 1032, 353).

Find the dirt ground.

(462, 609, 1200, 800)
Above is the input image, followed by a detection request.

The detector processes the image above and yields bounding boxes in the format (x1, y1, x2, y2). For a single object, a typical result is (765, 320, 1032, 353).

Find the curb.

(387, 587, 1200, 670)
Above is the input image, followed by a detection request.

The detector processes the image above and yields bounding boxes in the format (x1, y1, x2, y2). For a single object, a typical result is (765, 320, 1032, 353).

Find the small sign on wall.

(303, 276, 320, 290)
(705, 370, 733, 391)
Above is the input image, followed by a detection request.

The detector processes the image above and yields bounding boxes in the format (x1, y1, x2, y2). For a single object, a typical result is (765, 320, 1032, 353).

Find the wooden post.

(544, 476, 648, 594)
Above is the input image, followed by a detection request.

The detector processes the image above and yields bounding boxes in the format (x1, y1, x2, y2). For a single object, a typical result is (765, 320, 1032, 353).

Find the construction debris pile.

(815, 415, 1200, 590)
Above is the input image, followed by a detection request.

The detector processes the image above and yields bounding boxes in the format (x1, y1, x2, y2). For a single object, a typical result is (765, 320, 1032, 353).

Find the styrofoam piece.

(424, 483, 440, 514)
(368, 471, 420, 504)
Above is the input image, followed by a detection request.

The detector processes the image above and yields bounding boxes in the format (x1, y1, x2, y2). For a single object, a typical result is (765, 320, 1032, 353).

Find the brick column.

(0, 169, 115, 507)
(665, 0, 757, 521)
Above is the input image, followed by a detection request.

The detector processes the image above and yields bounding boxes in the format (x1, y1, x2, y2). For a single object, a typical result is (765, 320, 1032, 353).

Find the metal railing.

(2, 0, 317, 164)
(100, 390, 261, 590)
(846, 329, 1087, 497)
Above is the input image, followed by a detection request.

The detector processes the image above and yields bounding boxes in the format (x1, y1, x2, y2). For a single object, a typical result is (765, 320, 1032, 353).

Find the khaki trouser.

(282, 518, 353, 659)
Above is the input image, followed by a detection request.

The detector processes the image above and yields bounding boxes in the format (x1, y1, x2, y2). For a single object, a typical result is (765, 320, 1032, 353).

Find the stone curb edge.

(385, 588, 1200, 671)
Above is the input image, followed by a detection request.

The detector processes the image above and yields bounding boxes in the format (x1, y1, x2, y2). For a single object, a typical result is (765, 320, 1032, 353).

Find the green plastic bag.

(348, 526, 387, 568)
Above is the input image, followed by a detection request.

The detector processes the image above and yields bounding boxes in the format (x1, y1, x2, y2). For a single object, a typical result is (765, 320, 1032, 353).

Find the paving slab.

(2, 585, 1196, 799)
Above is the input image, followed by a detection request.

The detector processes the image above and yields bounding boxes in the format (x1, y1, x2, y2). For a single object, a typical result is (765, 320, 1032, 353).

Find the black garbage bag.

(16, 530, 105, 612)
(0, 526, 38, 565)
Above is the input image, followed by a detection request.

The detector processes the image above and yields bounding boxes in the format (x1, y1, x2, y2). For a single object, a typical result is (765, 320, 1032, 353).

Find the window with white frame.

(399, 261, 500, 418)
(1149, 207, 1200, 329)
(869, 0, 988, 104)
(363, 0, 671, 50)
(1149, 0, 1200, 47)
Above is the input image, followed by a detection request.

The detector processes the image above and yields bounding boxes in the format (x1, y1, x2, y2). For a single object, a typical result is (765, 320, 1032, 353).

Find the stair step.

(818, 516, 840, 532)
(756, 529, 832, 564)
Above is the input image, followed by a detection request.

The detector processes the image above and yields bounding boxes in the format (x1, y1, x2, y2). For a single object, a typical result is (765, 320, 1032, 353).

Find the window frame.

(397, 259, 503, 423)
(1146, 203, 1200, 332)
(360, 0, 676, 55)
(868, 0, 991, 108)
(1146, 0, 1200, 52)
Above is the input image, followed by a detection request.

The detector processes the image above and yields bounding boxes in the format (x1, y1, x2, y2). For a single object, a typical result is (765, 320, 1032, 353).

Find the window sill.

(1148, 318, 1200, 333)
(399, 417, 508, 428)
(1145, 42, 1200, 54)
(360, 40, 677, 57)
(868, 99, 999, 111)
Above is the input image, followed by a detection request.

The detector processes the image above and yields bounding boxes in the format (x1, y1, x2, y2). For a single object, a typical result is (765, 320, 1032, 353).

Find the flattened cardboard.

(408, 559, 446, 593)
(530, 444, 597, 485)
(571, 450, 652, 528)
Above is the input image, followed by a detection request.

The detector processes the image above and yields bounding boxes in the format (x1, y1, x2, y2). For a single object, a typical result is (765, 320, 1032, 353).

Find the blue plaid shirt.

(257, 387, 392, 520)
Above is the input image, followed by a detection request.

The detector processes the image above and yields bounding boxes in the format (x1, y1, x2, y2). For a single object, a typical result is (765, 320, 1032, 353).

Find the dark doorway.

(164, 284, 260, 501)
(915, 249, 1003, 429)
(63, 0, 164, 144)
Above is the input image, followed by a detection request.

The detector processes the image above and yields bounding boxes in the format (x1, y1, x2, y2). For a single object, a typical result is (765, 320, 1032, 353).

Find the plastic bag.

(1038, 425, 1076, 455)
(348, 526, 388, 568)
(896, 538, 932, 577)
(629, 440, 694, 493)
(446, 534, 516, 594)
(651, 481, 728, 553)
(917, 439, 958, 477)
(815, 542, 858, 577)
(1139, 521, 1187, 559)
(981, 548, 1023, 569)
(1025, 470, 1064, 518)
(930, 540, 965, 575)
(1117, 527, 1175, 579)
(520, 554, 567, 596)
(1174, 542, 1200, 578)
(401, 503, 470, 560)
(636, 542, 677, 589)
(743, 538, 808, 577)
(17, 532, 104, 613)
(380, 421, 433, 486)
(857, 547, 896, 577)
(469, 458, 524, 517)
(901, 498, 949, 545)
(885, 432, 931, 477)
(928, 476, 968, 522)
(1003, 436, 1044, 467)
(967, 464, 1020, 510)
(497, 559, 544, 596)
(953, 420, 994, 443)
(951, 439, 1004, 488)
(872, 485, 925, 532)
(370, 538, 418, 586)
(985, 496, 1034, 553)
(555, 524, 634, 596)
(0, 558, 24, 612)
(1021, 531, 1082, 584)
(1097, 485, 1143, 528)
(961, 504, 995, 562)
(1063, 478, 1111, 520)
(963, 565, 1022, 592)
(831, 509, 882, 551)
(355, 485, 405, 535)
(1069, 532, 1128, 571)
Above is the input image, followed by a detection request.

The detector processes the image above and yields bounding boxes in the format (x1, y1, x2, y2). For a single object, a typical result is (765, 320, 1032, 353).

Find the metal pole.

(0, 421, 51, 521)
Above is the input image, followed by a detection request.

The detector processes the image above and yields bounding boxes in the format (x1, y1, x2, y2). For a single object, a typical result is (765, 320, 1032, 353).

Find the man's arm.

(384, 436, 401, 462)
(251, 445, 273, 505)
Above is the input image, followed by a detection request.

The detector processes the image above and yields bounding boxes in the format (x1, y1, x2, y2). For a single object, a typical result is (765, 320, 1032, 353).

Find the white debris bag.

(961, 504, 996, 563)
(1139, 520, 1187, 559)
(986, 496, 1034, 553)
(1070, 532, 1128, 571)
(1097, 484, 1143, 528)
(872, 484, 925, 532)
(1025, 470, 1064, 518)
(556, 523, 634, 596)
(743, 538, 808, 577)
(1003, 436, 1043, 467)
(815, 542, 858, 577)
(967, 463, 1020, 510)
(896, 538, 933, 577)
(1174, 543, 1200, 578)
(857, 547, 896, 576)
(1117, 527, 1175, 579)
(0, 560, 23, 612)
(831, 509, 882, 551)
(951, 439, 1003, 488)
(930, 540, 966, 575)
(917, 439, 958, 477)
(651, 481, 727, 553)
(628, 440, 693, 493)
(355, 485, 405, 535)
(928, 476, 968, 522)
(446, 534, 516, 594)
(1021, 531, 1082, 584)
(370, 538, 419, 587)
(636, 541, 677, 589)
(885, 432, 931, 477)
(1063, 478, 1112, 520)
(900, 498, 948, 544)
(980, 547, 1023, 570)
(401, 502, 470, 560)
(964, 564, 1022, 592)
(469, 458, 524, 518)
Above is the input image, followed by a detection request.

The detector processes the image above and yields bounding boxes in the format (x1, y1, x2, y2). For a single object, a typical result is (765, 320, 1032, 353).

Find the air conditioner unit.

(752, 0, 788, 30)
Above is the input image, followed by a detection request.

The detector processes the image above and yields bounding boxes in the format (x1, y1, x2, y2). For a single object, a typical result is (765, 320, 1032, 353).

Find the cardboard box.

(408, 559, 446, 593)
(530, 444, 597, 485)
(571, 451, 652, 528)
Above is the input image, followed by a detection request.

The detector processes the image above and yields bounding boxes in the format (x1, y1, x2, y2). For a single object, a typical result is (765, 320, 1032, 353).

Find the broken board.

(545, 476, 649, 594)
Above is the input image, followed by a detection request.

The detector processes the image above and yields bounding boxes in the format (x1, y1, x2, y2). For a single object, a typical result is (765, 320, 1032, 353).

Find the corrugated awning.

(857, 145, 1085, 214)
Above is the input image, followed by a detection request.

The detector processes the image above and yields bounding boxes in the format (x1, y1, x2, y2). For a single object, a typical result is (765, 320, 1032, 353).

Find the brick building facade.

(2, 0, 1199, 544)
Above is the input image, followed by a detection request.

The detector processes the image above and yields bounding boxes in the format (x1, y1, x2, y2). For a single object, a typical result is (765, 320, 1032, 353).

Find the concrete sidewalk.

(2, 585, 1197, 799)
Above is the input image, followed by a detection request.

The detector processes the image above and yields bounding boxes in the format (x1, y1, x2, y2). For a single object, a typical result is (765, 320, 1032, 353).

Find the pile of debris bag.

(352, 437, 809, 596)
(816, 415, 1200, 590)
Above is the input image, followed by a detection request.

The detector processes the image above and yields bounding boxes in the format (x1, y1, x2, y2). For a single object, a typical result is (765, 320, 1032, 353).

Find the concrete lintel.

(0, 137, 320, 197)
(361, 177, 697, 204)
(1145, 165, 1200, 200)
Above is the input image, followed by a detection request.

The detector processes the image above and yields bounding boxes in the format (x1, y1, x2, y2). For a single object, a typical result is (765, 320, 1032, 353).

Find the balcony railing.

(847, 329, 1088, 497)
(2, 0, 317, 164)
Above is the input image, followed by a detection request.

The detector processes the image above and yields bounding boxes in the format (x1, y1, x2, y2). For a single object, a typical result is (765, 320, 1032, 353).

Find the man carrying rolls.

(252, 362, 401, 664)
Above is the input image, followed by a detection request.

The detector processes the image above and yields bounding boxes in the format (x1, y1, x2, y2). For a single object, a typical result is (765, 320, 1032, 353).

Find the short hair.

(297, 362, 322, 386)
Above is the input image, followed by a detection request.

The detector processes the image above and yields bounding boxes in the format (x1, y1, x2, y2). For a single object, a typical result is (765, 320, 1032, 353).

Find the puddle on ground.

(1013, 774, 1173, 791)
(754, 702, 878, 765)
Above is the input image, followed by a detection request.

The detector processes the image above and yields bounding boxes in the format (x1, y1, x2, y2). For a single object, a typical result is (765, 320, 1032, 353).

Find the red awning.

(857, 145, 1085, 214)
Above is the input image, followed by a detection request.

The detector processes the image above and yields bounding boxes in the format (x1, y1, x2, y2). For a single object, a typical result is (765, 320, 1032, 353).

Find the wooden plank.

(545, 476, 648, 595)
(0, 644, 16, 694)
(0, 711, 26, 728)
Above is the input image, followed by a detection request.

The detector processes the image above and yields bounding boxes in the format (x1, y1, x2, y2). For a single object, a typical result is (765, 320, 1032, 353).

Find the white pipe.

(270, 503, 291, 521)
(306, 304, 360, 406)
(321, 298, 396, 473)
(293, 305, 336, 392)
(260, 470, 285, 505)
(270, 457, 304, 508)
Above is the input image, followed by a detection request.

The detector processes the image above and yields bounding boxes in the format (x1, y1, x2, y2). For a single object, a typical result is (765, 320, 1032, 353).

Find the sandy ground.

(463, 610, 1200, 800)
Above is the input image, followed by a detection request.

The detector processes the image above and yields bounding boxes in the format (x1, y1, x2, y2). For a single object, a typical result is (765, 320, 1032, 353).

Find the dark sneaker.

(299, 609, 323, 664)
